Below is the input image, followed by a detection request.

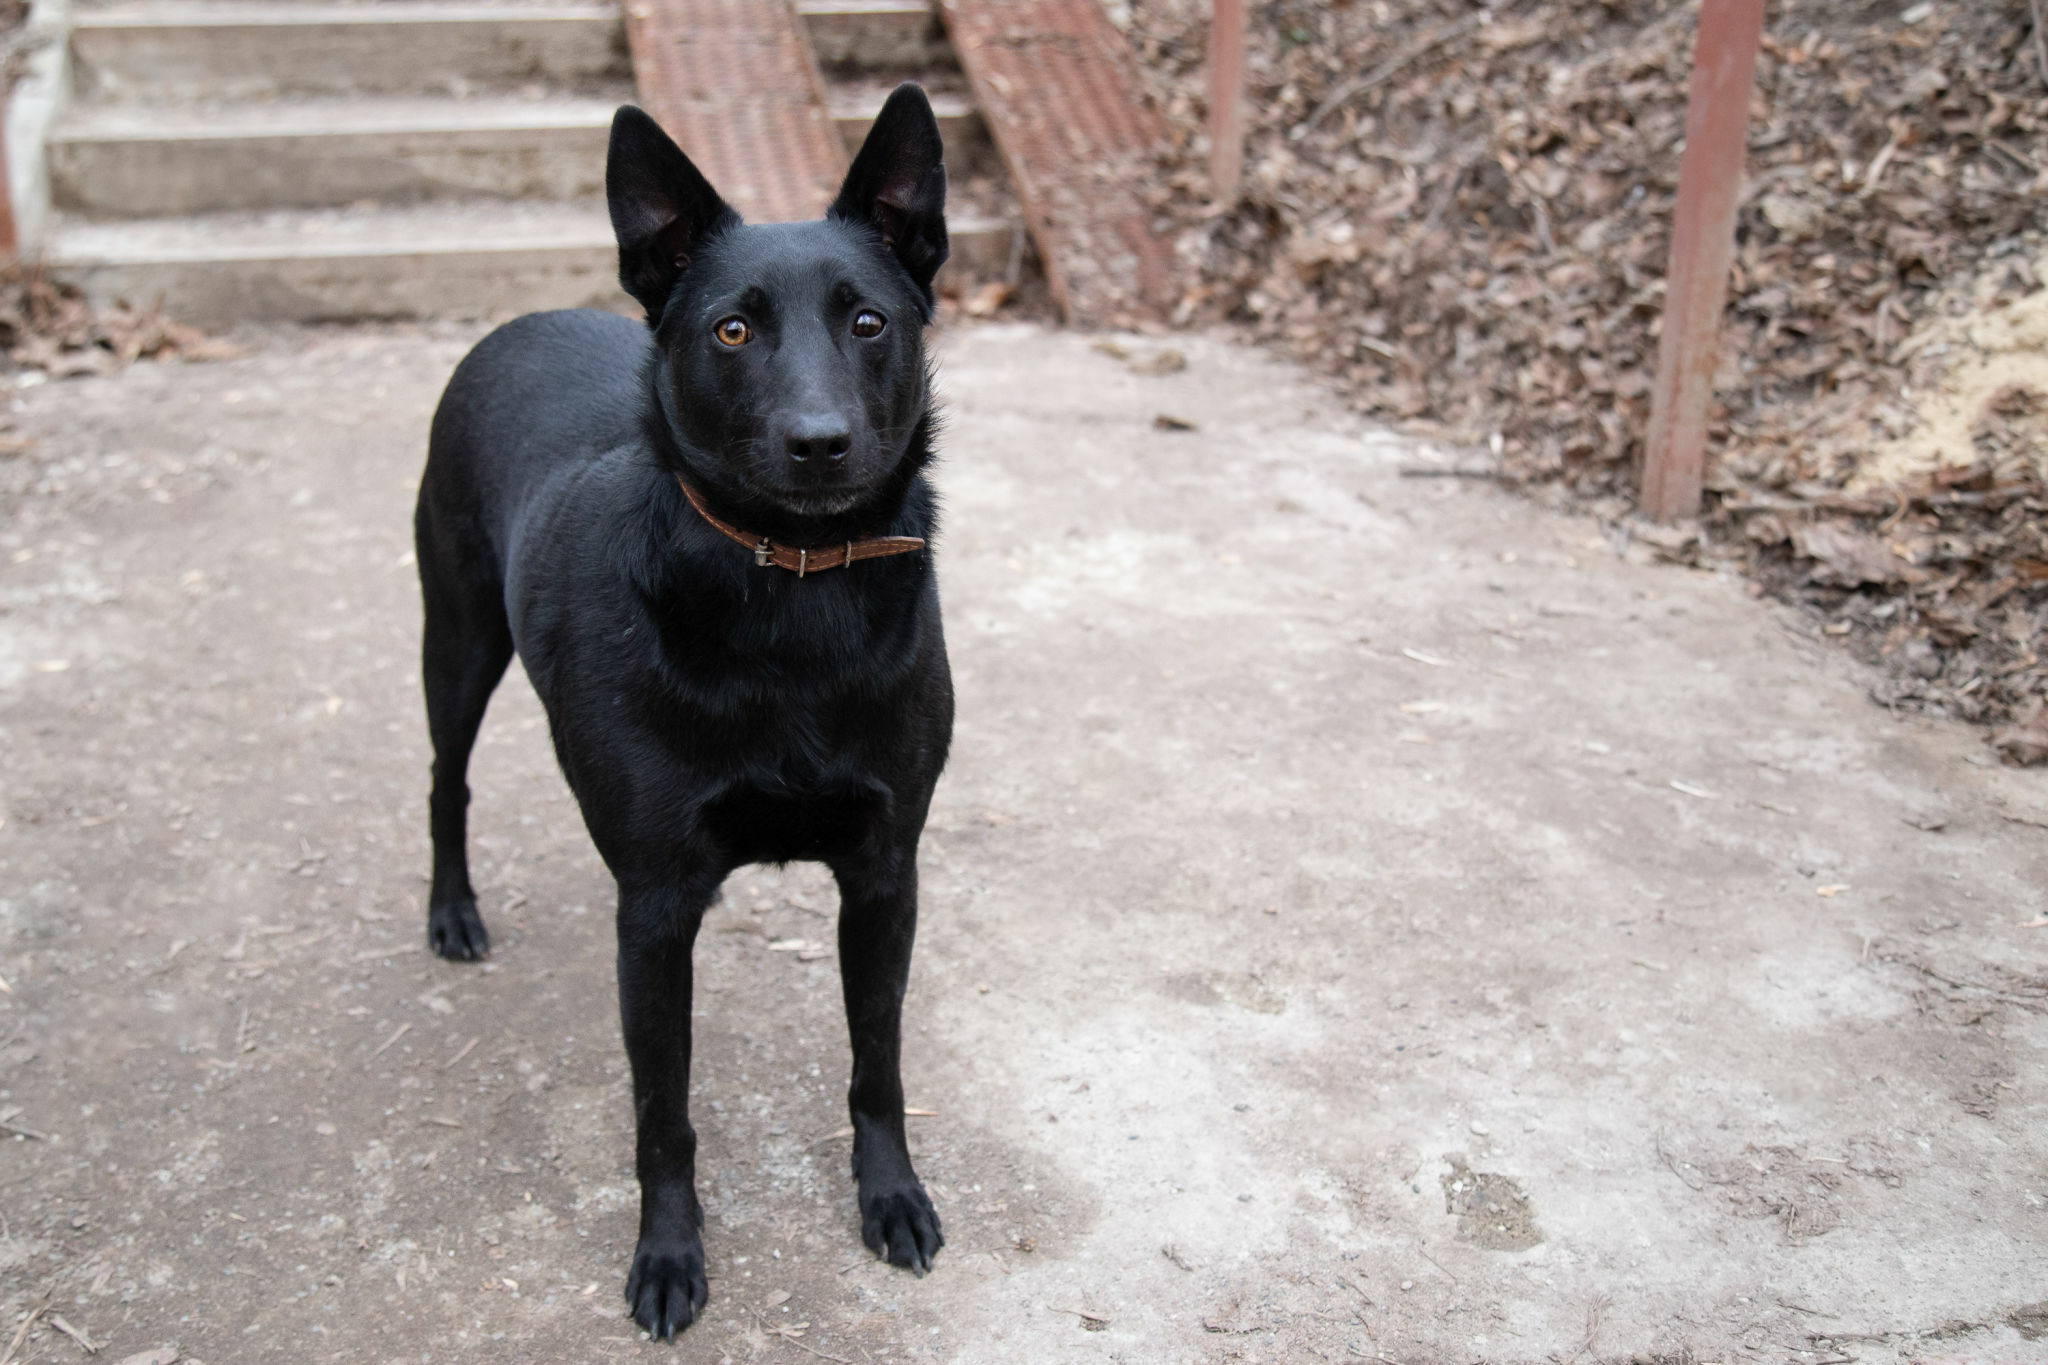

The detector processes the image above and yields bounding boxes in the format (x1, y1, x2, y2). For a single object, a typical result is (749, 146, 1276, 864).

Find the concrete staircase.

(46, 4, 632, 325)
(41, 0, 1027, 325)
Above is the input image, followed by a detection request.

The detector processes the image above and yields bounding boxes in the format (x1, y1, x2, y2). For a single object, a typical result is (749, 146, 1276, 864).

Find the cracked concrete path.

(0, 320, 2044, 1364)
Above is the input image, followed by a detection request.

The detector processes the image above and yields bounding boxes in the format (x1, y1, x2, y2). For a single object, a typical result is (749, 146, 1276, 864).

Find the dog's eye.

(714, 317, 751, 347)
(851, 310, 886, 339)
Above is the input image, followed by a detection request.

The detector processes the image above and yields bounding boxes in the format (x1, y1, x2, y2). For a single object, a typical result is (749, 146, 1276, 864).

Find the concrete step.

(944, 213, 1020, 280)
(50, 97, 615, 218)
(69, 3, 630, 101)
(795, 0, 954, 73)
(46, 204, 1022, 325)
(47, 201, 625, 325)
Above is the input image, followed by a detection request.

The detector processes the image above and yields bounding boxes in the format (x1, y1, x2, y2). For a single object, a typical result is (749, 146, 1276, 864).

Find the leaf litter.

(1120, 0, 2048, 757)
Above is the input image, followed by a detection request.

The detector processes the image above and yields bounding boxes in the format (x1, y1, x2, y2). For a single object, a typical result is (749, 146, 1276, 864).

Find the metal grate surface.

(937, 0, 1174, 325)
(622, 0, 847, 224)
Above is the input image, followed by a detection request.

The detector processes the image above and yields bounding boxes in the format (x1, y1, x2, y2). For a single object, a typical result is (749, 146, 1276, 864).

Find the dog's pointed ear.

(607, 106, 739, 326)
(829, 83, 949, 303)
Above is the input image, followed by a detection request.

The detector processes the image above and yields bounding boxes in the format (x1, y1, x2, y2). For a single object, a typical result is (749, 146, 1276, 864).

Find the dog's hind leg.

(416, 519, 512, 962)
(832, 843, 944, 1273)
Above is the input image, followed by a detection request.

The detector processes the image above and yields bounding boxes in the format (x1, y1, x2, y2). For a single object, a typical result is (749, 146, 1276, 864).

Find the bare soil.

(0, 322, 2044, 1363)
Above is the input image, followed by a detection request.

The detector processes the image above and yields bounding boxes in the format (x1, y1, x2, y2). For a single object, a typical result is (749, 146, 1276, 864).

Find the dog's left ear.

(830, 83, 949, 302)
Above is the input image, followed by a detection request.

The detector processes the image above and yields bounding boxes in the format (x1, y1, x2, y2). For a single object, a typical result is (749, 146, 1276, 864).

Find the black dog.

(413, 85, 953, 1338)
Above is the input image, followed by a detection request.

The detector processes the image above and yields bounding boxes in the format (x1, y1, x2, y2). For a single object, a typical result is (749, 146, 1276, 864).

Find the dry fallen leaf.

(1991, 701, 2048, 767)
(1127, 348, 1186, 376)
(962, 281, 1014, 317)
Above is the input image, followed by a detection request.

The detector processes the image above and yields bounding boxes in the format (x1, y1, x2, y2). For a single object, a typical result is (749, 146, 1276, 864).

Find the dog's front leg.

(617, 873, 718, 1338)
(832, 846, 944, 1272)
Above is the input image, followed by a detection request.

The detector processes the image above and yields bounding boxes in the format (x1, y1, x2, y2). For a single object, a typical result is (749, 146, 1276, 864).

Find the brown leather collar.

(675, 476, 926, 576)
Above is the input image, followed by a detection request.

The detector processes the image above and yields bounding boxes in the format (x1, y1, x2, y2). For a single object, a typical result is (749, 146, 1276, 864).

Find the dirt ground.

(1, 321, 2045, 1364)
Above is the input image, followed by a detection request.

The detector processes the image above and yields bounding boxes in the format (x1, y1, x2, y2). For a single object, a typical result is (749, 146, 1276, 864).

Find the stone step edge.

(53, 93, 974, 143)
(72, 4, 621, 30)
(48, 213, 1021, 266)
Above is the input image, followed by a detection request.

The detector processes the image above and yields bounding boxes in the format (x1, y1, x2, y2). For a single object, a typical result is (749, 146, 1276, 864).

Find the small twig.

(1527, 191, 1556, 255)
(48, 1314, 98, 1354)
(2031, 0, 2048, 91)
(1581, 1292, 1612, 1357)
(1418, 1248, 1458, 1285)
(748, 1307, 851, 1364)
(1294, 14, 1484, 139)
(1855, 121, 1906, 197)
(1049, 1305, 1111, 1324)
(0, 1290, 51, 1365)
(1397, 465, 1500, 480)
(370, 1022, 411, 1058)
(443, 1036, 480, 1070)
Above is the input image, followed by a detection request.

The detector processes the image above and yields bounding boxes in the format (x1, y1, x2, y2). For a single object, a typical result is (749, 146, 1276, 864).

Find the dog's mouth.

(777, 486, 871, 517)
(693, 458, 890, 530)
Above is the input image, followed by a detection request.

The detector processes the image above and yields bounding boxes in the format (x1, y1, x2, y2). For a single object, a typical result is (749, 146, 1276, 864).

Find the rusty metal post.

(1208, 0, 1246, 201)
(0, 97, 16, 261)
(1640, 0, 1765, 522)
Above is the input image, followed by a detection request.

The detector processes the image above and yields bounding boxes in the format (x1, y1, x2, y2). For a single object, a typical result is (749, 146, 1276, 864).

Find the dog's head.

(607, 86, 947, 521)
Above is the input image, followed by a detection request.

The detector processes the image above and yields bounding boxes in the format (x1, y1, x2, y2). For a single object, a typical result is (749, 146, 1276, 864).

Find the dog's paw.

(625, 1236, 709, 1340)
(427, 897, 490, 961)
(859, 1181, 944, 1275)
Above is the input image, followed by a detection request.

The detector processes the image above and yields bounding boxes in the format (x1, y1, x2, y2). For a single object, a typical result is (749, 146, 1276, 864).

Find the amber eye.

(714, 317, 751, 347)
(851, 310, 886, 339)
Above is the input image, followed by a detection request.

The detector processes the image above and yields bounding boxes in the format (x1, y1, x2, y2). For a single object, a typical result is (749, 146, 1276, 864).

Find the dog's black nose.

(784, 418, 852, 463)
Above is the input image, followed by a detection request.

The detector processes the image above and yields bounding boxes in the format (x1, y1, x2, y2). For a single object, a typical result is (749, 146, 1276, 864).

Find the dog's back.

(420, 307, 650, 579)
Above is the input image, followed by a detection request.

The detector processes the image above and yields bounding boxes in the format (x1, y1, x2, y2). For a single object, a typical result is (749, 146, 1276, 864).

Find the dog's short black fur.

(413, 86, 953, 1339)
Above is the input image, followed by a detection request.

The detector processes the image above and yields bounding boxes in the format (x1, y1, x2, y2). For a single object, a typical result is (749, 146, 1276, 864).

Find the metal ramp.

(626, 0, 1173, 321)
(621, 0, 847, 223)
(937, 0, 1175, 324)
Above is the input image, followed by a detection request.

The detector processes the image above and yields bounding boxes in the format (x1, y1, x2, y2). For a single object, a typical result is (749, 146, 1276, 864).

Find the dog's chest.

(702, 773, 888, 864)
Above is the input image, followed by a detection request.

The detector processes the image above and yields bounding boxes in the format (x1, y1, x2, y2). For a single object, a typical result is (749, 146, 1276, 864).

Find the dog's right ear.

(606, 106, 739, 326)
